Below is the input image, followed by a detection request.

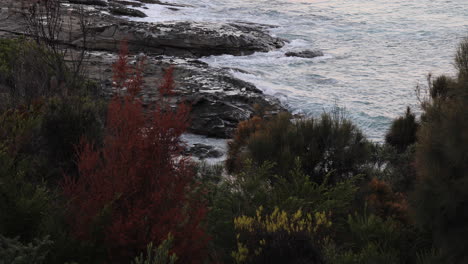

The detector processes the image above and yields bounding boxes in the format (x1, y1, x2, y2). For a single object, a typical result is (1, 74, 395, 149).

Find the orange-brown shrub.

(365, 178, 409, 224)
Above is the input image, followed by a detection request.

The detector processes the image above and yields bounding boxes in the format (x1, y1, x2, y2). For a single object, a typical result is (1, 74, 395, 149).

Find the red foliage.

(112, 41, 144, 97)
(159, 66, 176, 96)
(366, 178, 409, 224)
(226, 116, 264, 172)
(62, 43, 208, 263)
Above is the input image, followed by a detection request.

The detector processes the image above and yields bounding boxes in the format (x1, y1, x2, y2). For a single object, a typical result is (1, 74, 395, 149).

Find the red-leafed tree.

(62, 42, 209, 263)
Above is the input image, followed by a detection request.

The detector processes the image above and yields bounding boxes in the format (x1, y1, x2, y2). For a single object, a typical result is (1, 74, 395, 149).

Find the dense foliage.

(1, 14, 467, 263)
(411, 38, 468, 263)
(227, 111, 372, 184)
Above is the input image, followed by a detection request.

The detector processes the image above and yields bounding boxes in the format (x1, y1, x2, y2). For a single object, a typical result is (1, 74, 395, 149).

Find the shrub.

(207, 159, 359, 262)
(0, 235, 52, 264)
(132, 235, 178, 264)
(62, 43, 209, 263)
(0, 106, 52, 242)
(429, 75, 454, 100)
(226, 116, 263, 172)
(41, 96, 105, 179)
(377, 144, 417, 193)
(232, 206, 330, 264)
(0, 95, 105, 184)
(0, 38, 95, 109)
(227, 110, 371, 184)
(365, 178, 409, 224)
(455, 37, 468, 78)
(412, 38, 468, 263)
(0, 150, 52, 242)
(385, 107, 419, 152)
(323, 213, 407, 264)
(0, 39, 21, 90)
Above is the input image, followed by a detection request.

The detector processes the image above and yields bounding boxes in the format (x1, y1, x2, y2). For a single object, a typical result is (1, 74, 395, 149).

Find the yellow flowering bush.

(232, 206, 332, 264)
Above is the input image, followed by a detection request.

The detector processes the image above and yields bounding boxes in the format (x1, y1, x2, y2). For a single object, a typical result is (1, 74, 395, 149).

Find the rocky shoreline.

(0, 0, 298, 160)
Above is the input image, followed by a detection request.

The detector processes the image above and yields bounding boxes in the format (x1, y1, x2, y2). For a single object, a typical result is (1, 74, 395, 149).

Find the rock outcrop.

(75, 19, 286, 57)
(0, 3, 286, 58)
(84, 52, 285, 138)
(285, 50, 324, 58)
(0, 0, 289, 157)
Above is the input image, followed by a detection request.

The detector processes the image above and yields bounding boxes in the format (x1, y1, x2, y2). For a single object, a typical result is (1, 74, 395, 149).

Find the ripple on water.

(128, 0, 467, 142)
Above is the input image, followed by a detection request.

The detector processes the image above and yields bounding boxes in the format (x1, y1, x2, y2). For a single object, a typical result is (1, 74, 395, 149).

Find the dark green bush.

(0, 39, 21, 89)
(429, 75, 454, 100)
(0, 39, 99, 109)
(41, 96, 105, 179)
(412, 37, 468, 263)
(206, 159, 359, 262)
(0, 107, 50, 242)
(0, 235, 52, 264)
(455, 37, 468, 78)
(0, 97, 106, 263)
(374, 144, 417, 193)
(323, 212, 425, 264)
(232, 207, 328, 264)
(385, 107, 419, 152)
(132, 235, 178, 264)
(0, 151, 52, 242)
(228, 110, 371, 184)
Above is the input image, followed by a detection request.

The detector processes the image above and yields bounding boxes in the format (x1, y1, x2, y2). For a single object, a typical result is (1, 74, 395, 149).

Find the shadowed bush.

(412, 37, 468, 263)
(227, 110, 371, 184)
(207, 159, 359, 263)
(41, 96, 105, 180)
(0, 235, 52, 264)
(232, 207, 329, 264)
(385, 107, 419, 152)
(0, 38, 98, 110)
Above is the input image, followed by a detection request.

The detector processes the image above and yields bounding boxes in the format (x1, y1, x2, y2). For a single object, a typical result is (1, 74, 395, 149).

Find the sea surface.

(129, 0, 468, 141)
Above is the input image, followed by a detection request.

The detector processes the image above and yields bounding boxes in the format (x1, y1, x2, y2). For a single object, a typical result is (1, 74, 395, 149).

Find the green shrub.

(0, 150, 52, 242)
(232, 207, 329, 264)
(412, 38, 468, 263)
(0, 97, 106, 263)
(455, 37, 468, 78)
(206, 159, 359, 262)
(323, 213, 411, 264)
(0, 39, 98, 109)
(0, 235, 52, 264)
(0, 39, 21, 89)
(41, 96, 105, 179)
(429, 75, 454, 100)
(376, 144, 417, 194)
(132, 235, 178, 264)
(227, 110, 371, 184)
(385, 107, 419, 152)
(0, 107, 50, 242)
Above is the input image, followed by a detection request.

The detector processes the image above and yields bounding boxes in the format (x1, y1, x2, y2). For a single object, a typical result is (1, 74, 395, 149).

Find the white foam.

(116, 0, 468, 141)
(181, 133, 228, 164)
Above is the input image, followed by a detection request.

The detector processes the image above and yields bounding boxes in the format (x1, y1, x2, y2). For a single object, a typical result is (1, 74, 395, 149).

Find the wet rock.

(186, 144, 224, 160)
(78, 20, 286, 57)
(134, 0, 192, 8)
(112, 1, 145, 8)
(285, 50, 324, 58)
(109, 4, 147, 17)
(1, 1, 286, 58)
(83, 52, 286, 138)
(68, 0, 108, 6)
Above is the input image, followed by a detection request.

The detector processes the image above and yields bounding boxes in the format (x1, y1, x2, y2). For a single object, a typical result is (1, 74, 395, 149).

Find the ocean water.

(129, 0, 468, 141)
